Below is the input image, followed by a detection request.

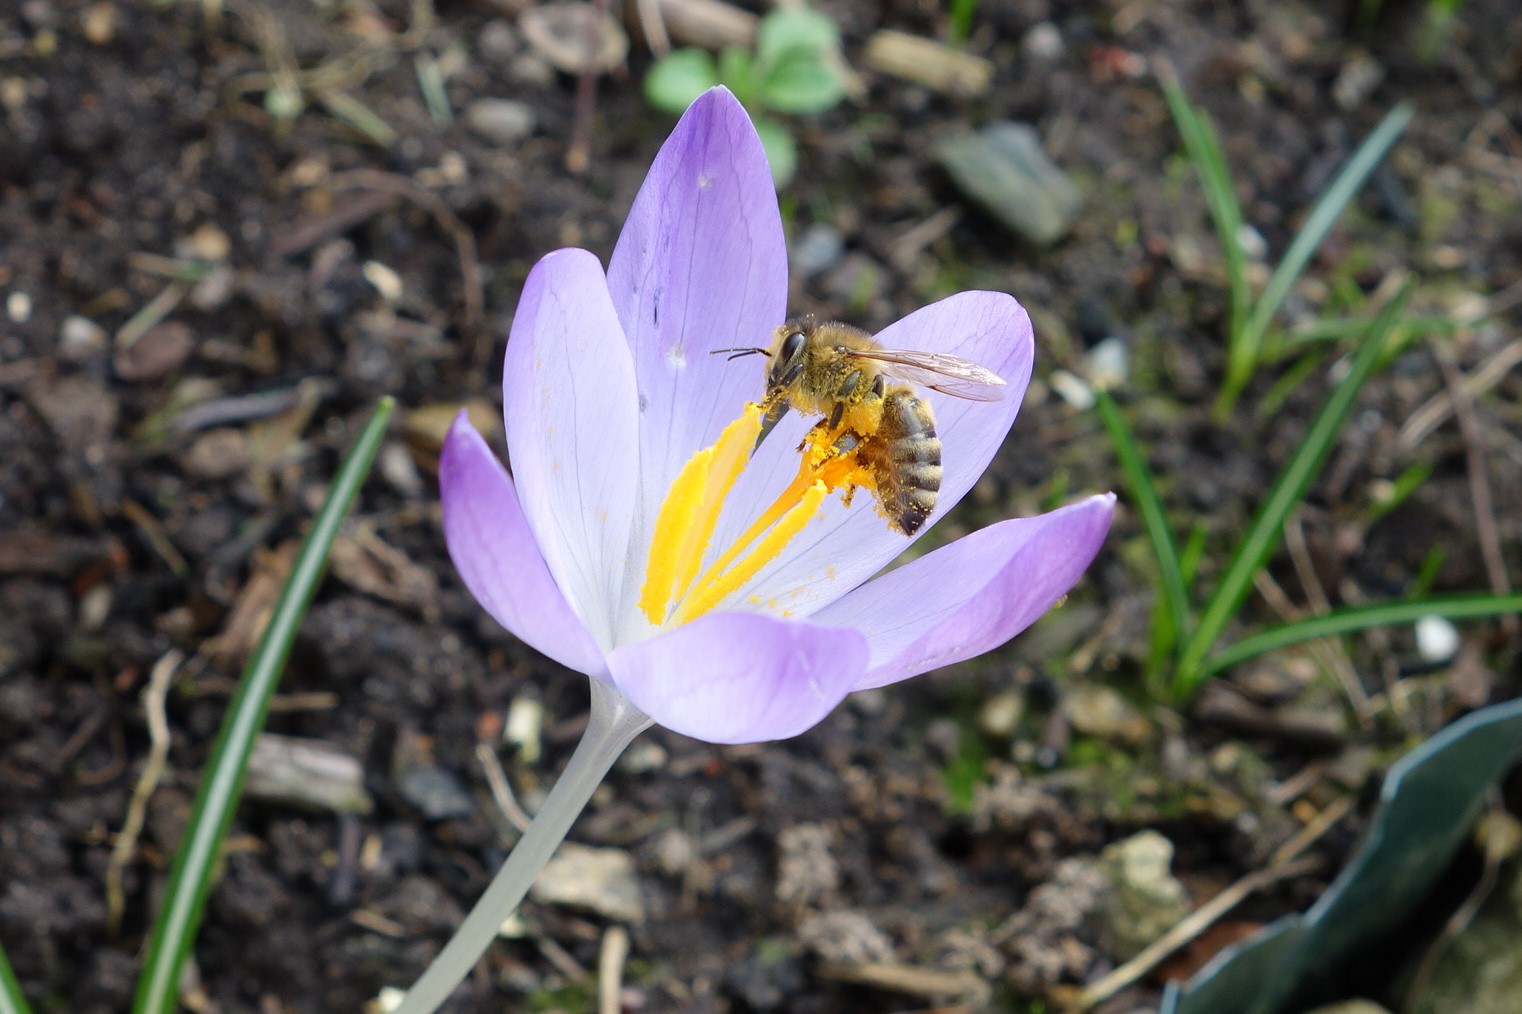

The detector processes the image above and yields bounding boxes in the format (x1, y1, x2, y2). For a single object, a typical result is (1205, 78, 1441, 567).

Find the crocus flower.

(439, 87, 1113, 746)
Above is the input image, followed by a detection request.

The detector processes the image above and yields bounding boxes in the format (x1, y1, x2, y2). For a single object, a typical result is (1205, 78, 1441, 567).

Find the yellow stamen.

(671, 479, 827, 624)
(637, 403, 763, 624)
(639, 410, 878, 627)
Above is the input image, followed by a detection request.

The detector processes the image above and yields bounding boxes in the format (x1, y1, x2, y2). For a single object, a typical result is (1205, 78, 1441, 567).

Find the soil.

(2, 0, 1521, 1012)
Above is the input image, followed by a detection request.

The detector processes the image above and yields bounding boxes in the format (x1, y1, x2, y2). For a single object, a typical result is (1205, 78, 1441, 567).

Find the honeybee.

(719, 315, 1006, 535)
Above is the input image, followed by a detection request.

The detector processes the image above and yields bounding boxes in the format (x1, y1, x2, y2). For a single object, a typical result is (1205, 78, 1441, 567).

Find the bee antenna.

(710, 347, 769, 361)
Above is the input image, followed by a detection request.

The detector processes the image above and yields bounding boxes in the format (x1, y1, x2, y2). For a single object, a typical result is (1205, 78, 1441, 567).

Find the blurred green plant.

(1097, 288, 1522, 700)
(1160, 75, 1413, 418)
(0, 399, 395, 1014)
(644, 8, 848, 186)
(1160, 695, 1522, 1014)
(947, 0, 978, 47)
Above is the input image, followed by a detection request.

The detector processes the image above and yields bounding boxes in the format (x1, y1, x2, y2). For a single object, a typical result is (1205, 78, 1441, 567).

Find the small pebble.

(1415, 615, 1460, 664)
(978, 689, 1025, 739)
(503, 697, 544, 764)
(362, 260, 404, 303)
(1048, 369, 1095, 411)
(1023, 22, 1063, 61)
(59, 315, 108, 362)
(531, 843, 645, 923)
(1084, 336, 1129, 391)
(1236, 223, 1269, 262)
(790, 222, 845, 281)
(395, 764, 475, 821)
(477, 20, 518, 62)
(464, 97, 537, 144)
(114, 321, 195, 381)
(6, 291, 31, 323)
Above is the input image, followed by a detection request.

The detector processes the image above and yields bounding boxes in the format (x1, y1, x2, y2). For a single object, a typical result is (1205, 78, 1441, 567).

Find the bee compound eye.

(781, 331, 806, 361)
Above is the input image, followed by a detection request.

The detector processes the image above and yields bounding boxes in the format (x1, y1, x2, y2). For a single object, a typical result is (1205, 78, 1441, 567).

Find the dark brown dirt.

(2, 0, 1520, 1011)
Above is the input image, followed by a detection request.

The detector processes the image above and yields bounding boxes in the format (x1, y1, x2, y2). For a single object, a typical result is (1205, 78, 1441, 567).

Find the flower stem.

(393, 680, 652, 1013)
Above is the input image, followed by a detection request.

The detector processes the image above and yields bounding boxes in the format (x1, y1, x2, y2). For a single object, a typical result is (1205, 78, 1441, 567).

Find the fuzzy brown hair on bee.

(716, 315, 1005, 535)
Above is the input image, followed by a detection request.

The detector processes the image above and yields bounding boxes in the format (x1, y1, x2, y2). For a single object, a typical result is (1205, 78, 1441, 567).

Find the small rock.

(185, 222, 231, 262)
(81, 2, 117, 45)
(776, 824, 839, 906)
(1416, 615, 1460, 665)
(376, 442, 423, 497)
(934, 123, 1080, 245)
(245, 734, 373, 814)
(796, 910, 894, 965)
(1098, 830, 1191, 959)
(1067, 684, 1151, 746)
(790, 222, 845, 281)
(531, 842, 645, 923)
(519, 2, 628, 74)
(182, 428, 250, 481)
(1332, 51, 1384, 112)
(1023, 22, 1063, 61)
(978, 689, 1025, 739)
(114, 321, 195, 381)
(1083, 336, 1129, 391)
(1236, 223, 1269, 262)
(1049, 369, 1094, 410)
(6, 291, 32, 323)
(619, 739, 667, 774)
(395, 764, 474, 821)
(465, 98, 537, 145)
(477, 20, 518, 63)
(190, 264, 235, 311)
(503, 696, 544, 764)
(59, 315, 108, 362)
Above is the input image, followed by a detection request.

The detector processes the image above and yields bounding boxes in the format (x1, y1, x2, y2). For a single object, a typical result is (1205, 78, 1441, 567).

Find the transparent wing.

(847, 348, 1007, 401)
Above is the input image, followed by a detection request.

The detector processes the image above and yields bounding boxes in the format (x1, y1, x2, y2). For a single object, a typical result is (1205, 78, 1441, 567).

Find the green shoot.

(132, 398, 394, 1014)
(948, 0, 978, 47)
(1173, 285, 1411, 694)
(0, 944, 30, 1014)
(1200, 592, 1522, 678)
(644, 8, 847, 187)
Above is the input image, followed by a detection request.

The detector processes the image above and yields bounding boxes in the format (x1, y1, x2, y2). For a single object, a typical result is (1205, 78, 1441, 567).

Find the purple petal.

(814, 494, 1114, 690)
(606, 612, 867, 744)
(440, 413, 608, 677)
(503, 248, 640, 649)
(705, 290, 1035, 618)
(606, 87, 788, 540)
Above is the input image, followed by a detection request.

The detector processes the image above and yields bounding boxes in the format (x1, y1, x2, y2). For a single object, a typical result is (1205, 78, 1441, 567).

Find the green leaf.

(1094, 390, 1191, 664)
(759, 49, 845, 114)
(717, 46, 756, 103)
(1173, 285, 1410, 696)
(1161, 76, 1249, 379)
(753, 115, 797, 189)
(1226, 103, 1413, 411)
(1163, 696, 1522, 1014)
(1199, 592, 1522, 678)
(644, 49, 720, 115)
(132, 398, 395, 1014)
(756, 8, 840, 68)
(0, 943, 30, 1014)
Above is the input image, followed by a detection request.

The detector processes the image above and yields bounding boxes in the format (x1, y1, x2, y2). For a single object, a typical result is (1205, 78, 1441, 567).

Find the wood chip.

(863, 30, 992, 95)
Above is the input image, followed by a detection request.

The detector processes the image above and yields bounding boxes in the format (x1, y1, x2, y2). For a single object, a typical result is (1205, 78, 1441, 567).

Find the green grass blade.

(0, 942, 31, 1014)
(1174, 286, 1411, 696)
(1095, 390, 1191, 646)
(132, 398, 394, 1014)
(1230, 103, 1413, 398)
(1161, 76, 1249, 347)
(1200, 592, 1522, 678)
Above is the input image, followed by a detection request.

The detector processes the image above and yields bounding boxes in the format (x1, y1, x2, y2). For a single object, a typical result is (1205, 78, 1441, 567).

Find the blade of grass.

(1095, 390, 1191, 645)
(1199, 591, 1522, 678)
(1160, 74, 1249, 350)
(132, 398, 394, 1014)
(1221, 103, 1413, 411)
(1174, 285, 1411, 697)
(0, 943, 30, 1014)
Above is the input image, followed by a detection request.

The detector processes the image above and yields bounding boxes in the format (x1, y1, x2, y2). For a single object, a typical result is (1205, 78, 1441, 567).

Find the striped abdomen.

(866, 387, 942, 535)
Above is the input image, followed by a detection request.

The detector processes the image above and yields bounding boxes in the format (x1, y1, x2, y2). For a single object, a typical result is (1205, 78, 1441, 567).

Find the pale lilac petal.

(705, 291, 1035, 619)
(440, 413, 608, 677)
(503, 248, 639, 649)
(813, 494, 1115, 691)
(606, 87, 788, 539)
(606, 612, 867, 744)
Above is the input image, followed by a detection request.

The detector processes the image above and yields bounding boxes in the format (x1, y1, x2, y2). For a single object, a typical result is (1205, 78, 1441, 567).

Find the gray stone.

(464, 98, 536, 145)
(790, 222, 845, 280)
(395, 763, 474, 821)
(934, 122, 1080, 245)
(531, 842, 645, 923)
(1098, 830, 1191, 959)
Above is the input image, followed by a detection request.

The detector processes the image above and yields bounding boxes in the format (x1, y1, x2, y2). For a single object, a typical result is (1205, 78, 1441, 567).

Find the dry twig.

(106, 650, 182, 936)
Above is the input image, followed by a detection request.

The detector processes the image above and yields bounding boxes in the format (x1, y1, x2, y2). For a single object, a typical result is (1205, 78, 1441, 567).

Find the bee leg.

(797, 419, 829, 454)
(828, 371, 863, 431)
